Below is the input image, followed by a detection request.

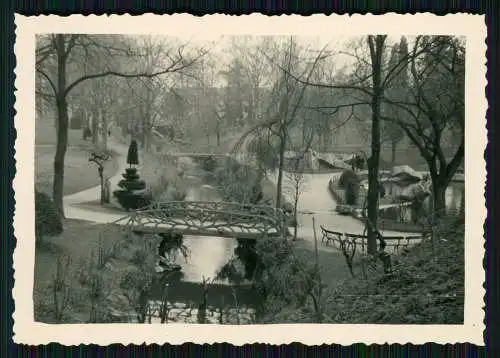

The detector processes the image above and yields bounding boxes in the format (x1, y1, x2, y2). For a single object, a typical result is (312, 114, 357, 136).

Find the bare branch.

(36, 67, 58, 97)
(64, 45, 208, 97)
(272, 57, 374, 97)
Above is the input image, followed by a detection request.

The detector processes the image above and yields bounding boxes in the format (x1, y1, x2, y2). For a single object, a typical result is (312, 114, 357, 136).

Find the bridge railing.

(124, 201, 288, 239)
(140, 201, 285, 219)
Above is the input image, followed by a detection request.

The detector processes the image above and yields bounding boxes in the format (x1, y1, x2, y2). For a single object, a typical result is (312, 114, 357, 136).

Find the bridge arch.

(117, 201, 288, 239)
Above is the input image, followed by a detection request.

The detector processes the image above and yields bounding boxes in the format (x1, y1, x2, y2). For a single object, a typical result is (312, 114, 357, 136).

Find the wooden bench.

(320, 225, 344, 246)
(320, 225, 424, 254)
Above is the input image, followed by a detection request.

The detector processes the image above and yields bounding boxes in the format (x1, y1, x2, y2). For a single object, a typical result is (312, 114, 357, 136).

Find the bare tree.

(382, 36, 465, 216)
(285, 156, 308, 240)
(382, 37, 408, 166)
(275, 35, 450, 255)
(363, 35, 387, 254)
(233, 36, 326, 209)
(36, 34, 207, 217)
(228, 36, 273, 123)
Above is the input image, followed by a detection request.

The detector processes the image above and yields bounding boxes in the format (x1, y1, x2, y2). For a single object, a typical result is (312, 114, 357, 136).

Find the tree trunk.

(275, 132, 286, 210)
(101, 109, 108, 150)
(91, 111, 98, 144)
(293, 191, 299, 240)
(302, 119, 307, 148)
(460, 186, 465, 215)
(366, 35, 385, 255)
(100, 174, 104, 205)
(431, 177, 448, 217)
(53, 98, 69, 218)
(52, 35, 69, 218)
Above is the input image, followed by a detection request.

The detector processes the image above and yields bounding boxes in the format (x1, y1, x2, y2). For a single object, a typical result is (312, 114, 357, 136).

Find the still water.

(144, 164, 464, 323)
(144, 183, 259, 323)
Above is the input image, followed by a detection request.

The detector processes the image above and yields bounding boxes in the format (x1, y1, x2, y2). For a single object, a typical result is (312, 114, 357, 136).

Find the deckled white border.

(13, 13, 486, 346)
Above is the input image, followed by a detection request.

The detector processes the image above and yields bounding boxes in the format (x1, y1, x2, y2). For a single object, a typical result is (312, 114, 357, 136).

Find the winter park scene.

(33, 34, 465, 325)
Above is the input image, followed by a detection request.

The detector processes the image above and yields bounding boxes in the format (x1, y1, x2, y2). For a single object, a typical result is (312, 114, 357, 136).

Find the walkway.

(61, 139, 421, 244)
(266, 169, 421, 245)
(62, 139, 285, 240)
(63, 138, 129, 221)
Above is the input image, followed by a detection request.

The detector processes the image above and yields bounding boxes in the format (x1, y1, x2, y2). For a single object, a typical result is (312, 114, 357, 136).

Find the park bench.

(320, 225, 424, 255)
(320, 225, 344, 246)
(320, 225, 367, 248)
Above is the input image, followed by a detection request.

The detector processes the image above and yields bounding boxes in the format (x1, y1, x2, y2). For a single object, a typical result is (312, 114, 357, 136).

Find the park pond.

(108, 159, 465, 324)
(124, 168, 262, 324)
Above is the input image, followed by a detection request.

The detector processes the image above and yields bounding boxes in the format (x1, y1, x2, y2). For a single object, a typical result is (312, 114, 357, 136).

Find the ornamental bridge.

(116, 201, 288, 240)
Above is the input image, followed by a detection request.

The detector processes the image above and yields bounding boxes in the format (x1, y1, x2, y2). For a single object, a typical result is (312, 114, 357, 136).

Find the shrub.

(35, 189, 63, 240)
(82, 127, 92, 140)
(126, 140, 139, 166)
(252, 238, 318, 307)
(113, 161, 151, 211)
(123, 168, 141, 181)
(345, 180, 359, 206)
(130, 248, 148, 266)
(170, 186, 188, 201)
(338, 170, 361, 206)
(338, 169, 360, 189)
(281, 202, 294, 214)
(149, 174, 171, 200)
(355, 155, 365, 170)
(214, 159, 265, 204)
(200, 156, 218, 172)
(117, 179, 146, 191)
(114, 189, 152, 211)
(247, 136, 279, 169)
(158, 231, 189, 262)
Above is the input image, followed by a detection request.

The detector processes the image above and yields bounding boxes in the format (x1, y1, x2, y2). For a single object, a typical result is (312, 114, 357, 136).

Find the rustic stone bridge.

(116, 201, 288, 239)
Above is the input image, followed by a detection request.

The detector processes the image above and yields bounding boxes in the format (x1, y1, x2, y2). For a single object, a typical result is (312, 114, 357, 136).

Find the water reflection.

(145, 161, 464, 323)
(170, 236, 237, 283)
(144, 180, 258, 323)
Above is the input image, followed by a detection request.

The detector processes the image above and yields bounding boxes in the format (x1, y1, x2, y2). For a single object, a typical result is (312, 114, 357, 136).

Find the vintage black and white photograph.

(14, 14, 485, 345)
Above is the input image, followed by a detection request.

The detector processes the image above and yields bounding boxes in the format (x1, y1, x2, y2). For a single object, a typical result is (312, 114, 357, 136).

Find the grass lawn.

(35, 119, 119, 196)
(36, 119, 90, 147)
(292, 243, 352, 289)
(323, 222, 465, 324)
(35, 146, 119, 196)
(263, 221, 464, 324)
(34, 219, 157, 323)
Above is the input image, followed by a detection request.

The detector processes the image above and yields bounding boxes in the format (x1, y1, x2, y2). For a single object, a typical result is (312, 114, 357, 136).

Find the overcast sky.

(126, 34, 437, 89)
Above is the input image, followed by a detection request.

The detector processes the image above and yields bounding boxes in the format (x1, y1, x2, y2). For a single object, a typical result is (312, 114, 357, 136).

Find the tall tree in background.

(229, 37, 273, 124)
(382, 36, 465, 216)
(221, 57, 247, 126)
(277, 35, 422, 254)
(233, 37, 325, 209)
(382, 37, 408, 166)
(36, 34, 206, 217)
